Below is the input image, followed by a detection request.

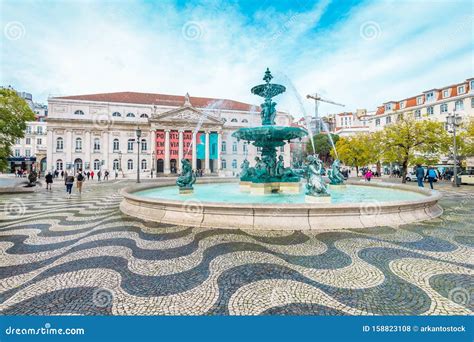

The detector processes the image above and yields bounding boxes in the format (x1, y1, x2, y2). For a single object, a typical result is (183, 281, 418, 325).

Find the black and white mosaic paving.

(0, 180, 473, 315)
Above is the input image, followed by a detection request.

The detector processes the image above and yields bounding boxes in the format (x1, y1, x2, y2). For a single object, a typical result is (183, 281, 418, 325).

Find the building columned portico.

(150, 104, 223, 174)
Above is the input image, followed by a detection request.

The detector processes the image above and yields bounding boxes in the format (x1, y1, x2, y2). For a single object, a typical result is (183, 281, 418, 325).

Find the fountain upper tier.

(250, 83, 286, 99)
(232, 126, 307, 147)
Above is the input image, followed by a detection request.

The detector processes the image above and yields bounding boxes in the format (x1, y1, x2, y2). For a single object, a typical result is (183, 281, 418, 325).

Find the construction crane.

(306, 93, 345, 134)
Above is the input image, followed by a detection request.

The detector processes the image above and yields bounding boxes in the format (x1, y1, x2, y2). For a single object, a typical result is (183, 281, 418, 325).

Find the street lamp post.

(151, 151, 155, 178)
(136, 127, 142, 183)
(447, 110, 462, 187)
(118, 151, 123, 178)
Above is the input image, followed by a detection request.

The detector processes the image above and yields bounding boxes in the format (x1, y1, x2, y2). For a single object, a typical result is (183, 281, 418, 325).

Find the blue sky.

(1, 0, 472, 118)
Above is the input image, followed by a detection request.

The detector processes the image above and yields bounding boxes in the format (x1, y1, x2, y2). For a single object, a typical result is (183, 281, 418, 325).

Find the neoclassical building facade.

(46, 92, 292, 176)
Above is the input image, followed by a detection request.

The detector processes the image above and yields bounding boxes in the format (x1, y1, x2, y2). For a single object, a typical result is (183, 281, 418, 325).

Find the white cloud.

(1, 0, 472, 121)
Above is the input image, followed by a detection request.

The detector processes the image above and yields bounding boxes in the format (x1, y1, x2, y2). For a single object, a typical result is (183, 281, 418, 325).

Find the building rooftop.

(52, 91, 259, 112)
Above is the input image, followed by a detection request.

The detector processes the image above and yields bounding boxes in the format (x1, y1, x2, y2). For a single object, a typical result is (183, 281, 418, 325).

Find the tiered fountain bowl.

(233, 68, 307, 194)
(119, 69, 443, 230)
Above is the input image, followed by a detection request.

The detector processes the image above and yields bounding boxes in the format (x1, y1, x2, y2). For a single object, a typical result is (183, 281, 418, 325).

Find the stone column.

(217, 131, 222, 172)
(205, 131, 210, 174)
(102, 131, 109, 172)
(150, 129, 156, 173)
(164, 129, 170, 174)
(192, 131, 197, 170)
(46, 130, 53, 171)
(65, 130, 72, 170)
(84, 130, 91, 171)
(178, 130, 184, 173)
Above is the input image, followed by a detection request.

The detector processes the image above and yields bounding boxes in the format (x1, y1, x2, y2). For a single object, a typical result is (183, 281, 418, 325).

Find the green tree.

(458, 118, 474, 157)
(306, 133, 339, 162)
(332, 134, 373, 175)
(0, 88, 36, 171)
(380, 113, 450, 183)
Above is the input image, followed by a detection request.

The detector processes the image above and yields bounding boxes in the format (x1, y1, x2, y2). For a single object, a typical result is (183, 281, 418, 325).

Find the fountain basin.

(119, 179, 443, 230)
(232, 126, 307, 147)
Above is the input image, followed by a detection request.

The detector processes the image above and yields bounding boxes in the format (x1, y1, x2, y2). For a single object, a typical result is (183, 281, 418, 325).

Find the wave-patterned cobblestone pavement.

(0, 180, 473, 315)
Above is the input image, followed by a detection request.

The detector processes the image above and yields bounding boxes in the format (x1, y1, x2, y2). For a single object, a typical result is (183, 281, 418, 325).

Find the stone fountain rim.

(120, 178, 441, 209)
(119, 178, 443, 230)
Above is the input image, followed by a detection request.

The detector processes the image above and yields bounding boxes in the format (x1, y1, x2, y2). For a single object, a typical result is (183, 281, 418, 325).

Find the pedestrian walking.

(45, 171, 53, 190)
(115, 170, 118, 179)
(365, 169, 373, 182)
(104, 170, 109, 181)
(64, 172, 75, 198)
(61, 170, 64, 178)
(87, 171, 90, 180)
(76, 171, 85, 194)
(98, 170, 102, 181)
(415, 164, 425, 187)
(90, 170, 95, 180)
(427, 166, 437, 190)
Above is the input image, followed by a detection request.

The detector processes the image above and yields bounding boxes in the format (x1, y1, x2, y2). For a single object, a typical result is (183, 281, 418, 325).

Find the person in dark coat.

(415, 165, 425, 187)
(45, 172, 53, 190)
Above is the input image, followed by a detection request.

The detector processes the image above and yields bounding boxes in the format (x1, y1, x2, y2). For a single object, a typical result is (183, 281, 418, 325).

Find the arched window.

(232, 141, 238, 153)
(93, 138, 101, 151)
(127, 159, 133, 170)
(455, 99, 464, 111)
(242, 119, 248, 123)
(56, 137, 63, 151)
(93, 159, 101, 170)
(231, 118, 238, 123)
(112, 112, 122, 117)
(221, 141, 226, 152)
(126, 113, 135, 118)
(141, 139, 147, 151)
(232, 159, 237, 169)
(75, 137, 82, 151)
(222, 159, 226, 169)
(74, 110, 84, 115)
(113, 138, 120, 151)
(113, 159, 120, 170)
(56, 159, 63, 170)
(141, 159, 147, 169)
(140, 113, 149, 118)
(74, 158, 83, 171)
(128, 139, 134, 152)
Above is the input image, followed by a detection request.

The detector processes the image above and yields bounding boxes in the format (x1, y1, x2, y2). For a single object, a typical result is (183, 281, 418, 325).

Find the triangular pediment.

(151, 106, 223, 125)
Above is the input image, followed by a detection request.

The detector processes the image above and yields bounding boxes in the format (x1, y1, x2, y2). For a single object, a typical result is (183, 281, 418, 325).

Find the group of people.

(14, 169, 28, 178)
(415, 165, 439, 189)
(44, 169, 86, 197)
(44, 168, 117, 197)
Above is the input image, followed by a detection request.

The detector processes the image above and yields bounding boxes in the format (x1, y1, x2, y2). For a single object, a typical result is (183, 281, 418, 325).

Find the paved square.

(0, 180, 473, 315)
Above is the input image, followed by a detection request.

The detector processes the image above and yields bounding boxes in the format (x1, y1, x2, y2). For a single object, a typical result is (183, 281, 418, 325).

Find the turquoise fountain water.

(135, 183, 425, 204)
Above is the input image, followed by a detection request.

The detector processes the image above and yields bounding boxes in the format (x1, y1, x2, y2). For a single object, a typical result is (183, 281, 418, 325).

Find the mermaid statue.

(176, 159, 196, 189)
(327, 159, 345, 185)
(275, 155, 298, 181)
(305, 154, 329, 197)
